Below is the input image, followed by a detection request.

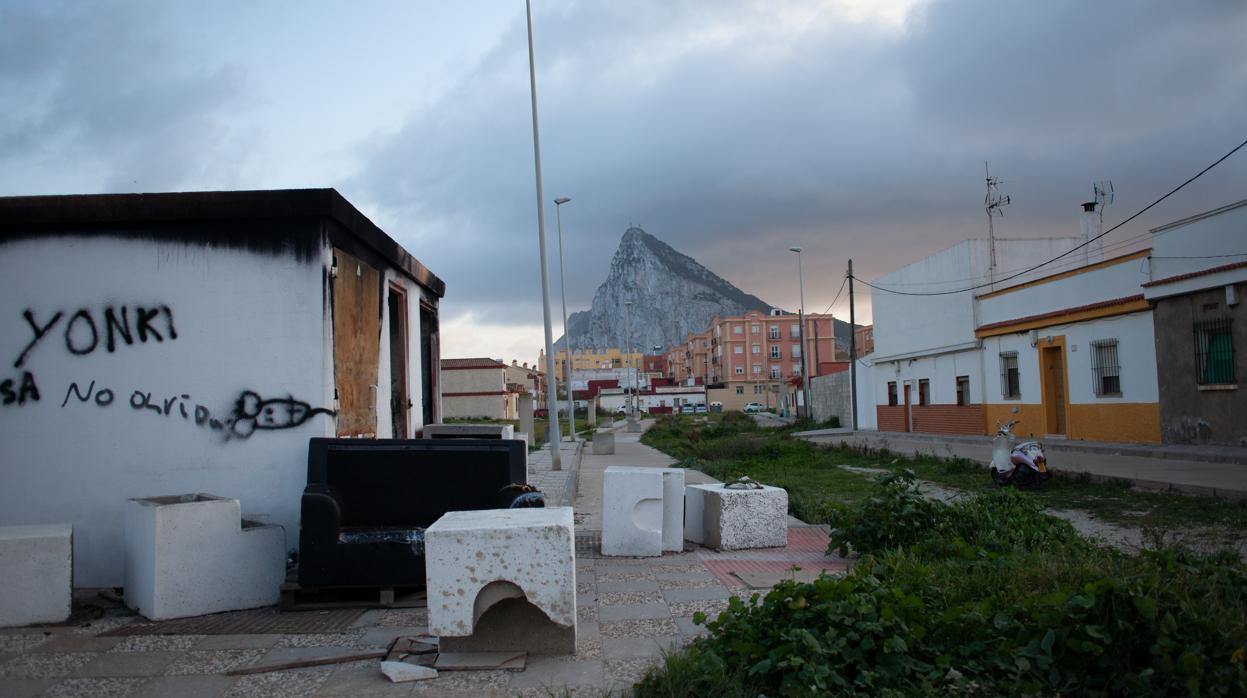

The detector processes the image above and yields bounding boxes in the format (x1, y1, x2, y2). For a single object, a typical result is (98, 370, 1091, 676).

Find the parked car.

(680, 404, 695, 414)
(615, 405, 628, 416)
(534, 408, 549, 418)
(743, 402, 763, 413)
(694, 404, 707, 414)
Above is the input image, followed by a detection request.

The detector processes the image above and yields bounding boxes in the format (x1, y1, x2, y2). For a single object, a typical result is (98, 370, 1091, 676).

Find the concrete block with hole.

(124, 494, 285, 620)
(0, 524, 73, 627)
(591, 430, 615, 455)
(426, 507, 576, 655)
(688, 482, 789, 550)
(598, 465, 684, 551)
(601, 467, 664, 557)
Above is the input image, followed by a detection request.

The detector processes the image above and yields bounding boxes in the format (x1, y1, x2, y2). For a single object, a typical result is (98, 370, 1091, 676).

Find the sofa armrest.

(300, 487, 343, 541)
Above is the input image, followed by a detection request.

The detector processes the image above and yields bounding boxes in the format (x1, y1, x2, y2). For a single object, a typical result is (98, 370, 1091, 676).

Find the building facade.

(0, 189, 444, 586)
(441, 358, 531, 420)
(1142, 199, 1247, 445)
(547, 347, 643, 382)
(974, 250, 1158, 442)
(871, 235, 1089, 436)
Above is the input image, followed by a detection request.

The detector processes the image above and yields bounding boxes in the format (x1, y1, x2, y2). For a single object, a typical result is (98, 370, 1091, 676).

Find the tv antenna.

(985, 162, 1011, 289)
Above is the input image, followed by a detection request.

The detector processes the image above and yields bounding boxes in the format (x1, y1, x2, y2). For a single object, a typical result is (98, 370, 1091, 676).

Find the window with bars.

(1195, 318, 1235, 385)
(918, 379, 930, 405)
(770, 365, 781, 379)
(1090, 339, 1122, 396)
(887, 381, 898, 406)
(769, 325, 780, 339)
(770, 346, 781, 359)
(1000, 352, 1020, 398)
(956, 375, 970, 406)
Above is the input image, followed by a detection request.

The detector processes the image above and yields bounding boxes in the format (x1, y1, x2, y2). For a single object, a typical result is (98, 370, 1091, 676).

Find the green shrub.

(638, 475, 1247, 697)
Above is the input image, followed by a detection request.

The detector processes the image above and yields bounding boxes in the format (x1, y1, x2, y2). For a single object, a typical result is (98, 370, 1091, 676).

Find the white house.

(0, 189, 444, 586)
(870, 235, 1086, 435)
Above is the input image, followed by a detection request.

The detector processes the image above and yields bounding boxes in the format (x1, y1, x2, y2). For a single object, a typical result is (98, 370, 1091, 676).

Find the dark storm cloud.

(353, 0, 1247, 327)
(0, 2, 248, 192)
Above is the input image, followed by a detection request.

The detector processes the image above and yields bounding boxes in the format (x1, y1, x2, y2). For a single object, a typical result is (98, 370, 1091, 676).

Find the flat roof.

(0, 188, 445, 297)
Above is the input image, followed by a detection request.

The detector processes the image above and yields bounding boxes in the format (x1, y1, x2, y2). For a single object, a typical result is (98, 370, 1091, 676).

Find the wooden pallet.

(279, 582, 427, 611)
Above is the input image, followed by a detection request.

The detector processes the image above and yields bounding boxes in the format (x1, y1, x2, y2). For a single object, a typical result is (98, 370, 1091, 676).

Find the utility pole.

(848, 259, 858, 431)
(525, 0, 560, 469)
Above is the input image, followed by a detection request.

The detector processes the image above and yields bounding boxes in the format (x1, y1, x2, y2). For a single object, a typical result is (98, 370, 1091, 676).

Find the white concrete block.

(424, 423, 515, 440)
(591, 431, 615, 455)
(684, 485, 710, 544)
(0, 524, 72, 627)
(601, 467, 663, 557)
(425, 507, 576, 644)
(700, 483, 789, 550)
(658, 469, 685, 552)
(124, 494, 285, 620)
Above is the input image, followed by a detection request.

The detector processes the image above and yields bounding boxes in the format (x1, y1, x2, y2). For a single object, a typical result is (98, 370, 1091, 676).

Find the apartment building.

(546, 347, 643, 383)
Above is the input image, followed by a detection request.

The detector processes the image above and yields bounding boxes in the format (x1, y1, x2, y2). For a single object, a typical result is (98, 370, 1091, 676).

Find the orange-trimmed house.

(975, 249, 1160, 443)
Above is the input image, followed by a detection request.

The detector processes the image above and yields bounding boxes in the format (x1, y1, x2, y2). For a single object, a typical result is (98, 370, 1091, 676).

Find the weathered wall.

(1153, 284, 1247, 445)
(0, 235, 332, 586)
(441, 394, 508, 420)
(809, 372, 850, 425)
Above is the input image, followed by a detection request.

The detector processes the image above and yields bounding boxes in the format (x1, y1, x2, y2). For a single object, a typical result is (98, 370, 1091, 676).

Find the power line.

(858, 136, 1247, 297)
(819, 275, 849, 315)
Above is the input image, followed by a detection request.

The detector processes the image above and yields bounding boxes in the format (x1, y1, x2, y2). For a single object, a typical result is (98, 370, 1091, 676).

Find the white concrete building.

(0, 189, 444, 586)
(975, 250, 1158, 442)
(870, 236, 1086, 435)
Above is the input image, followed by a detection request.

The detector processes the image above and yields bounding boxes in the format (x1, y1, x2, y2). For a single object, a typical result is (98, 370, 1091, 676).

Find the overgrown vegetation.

(637, 471, 1247, 696)
(635, 414, 1247, 696)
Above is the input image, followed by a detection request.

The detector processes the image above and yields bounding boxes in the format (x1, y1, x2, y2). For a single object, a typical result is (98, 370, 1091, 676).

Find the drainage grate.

(575, 531, 603, 559)
(103, 607, 365, 636)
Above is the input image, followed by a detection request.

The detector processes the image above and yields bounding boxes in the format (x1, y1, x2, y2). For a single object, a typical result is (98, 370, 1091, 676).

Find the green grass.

(643, 414, 1247, 543)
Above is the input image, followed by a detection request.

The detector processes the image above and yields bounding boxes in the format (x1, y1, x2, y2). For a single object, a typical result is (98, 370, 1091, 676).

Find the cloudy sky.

(3, 1, 1245, 363)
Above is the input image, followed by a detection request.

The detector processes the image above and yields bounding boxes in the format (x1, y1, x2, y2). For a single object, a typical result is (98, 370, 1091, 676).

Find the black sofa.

(297, 437, 539, 588)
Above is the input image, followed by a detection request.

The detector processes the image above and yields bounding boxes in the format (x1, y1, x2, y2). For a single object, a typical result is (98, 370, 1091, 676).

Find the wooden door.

(903, 383, 912, 432)
(419, 301, 438, 428)
(332, 249, 381, 437)
(387, 285, 409, 438)
(1043, 346, 1067, 435)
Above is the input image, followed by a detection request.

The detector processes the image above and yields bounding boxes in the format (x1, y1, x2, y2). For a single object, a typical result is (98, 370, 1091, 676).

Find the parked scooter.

(990, 420, 1051, 486)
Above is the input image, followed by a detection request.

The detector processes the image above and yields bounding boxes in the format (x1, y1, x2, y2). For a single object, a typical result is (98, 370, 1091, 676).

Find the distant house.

(0, 188, 444, 586)
(441, 358, 525, 420)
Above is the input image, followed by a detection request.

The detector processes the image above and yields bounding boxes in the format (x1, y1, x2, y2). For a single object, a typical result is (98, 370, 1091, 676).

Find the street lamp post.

(624, 300, 635, 420)
(554, 196, 575, 440)
(524, 0, 561, 469)
(788, 247, 810, 420)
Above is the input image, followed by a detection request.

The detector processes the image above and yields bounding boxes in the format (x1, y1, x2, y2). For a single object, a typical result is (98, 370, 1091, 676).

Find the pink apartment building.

(665, 310, 836, 401)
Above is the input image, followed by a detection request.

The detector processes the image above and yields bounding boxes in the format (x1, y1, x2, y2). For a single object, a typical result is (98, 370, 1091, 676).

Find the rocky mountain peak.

(556, 227, 773, 354)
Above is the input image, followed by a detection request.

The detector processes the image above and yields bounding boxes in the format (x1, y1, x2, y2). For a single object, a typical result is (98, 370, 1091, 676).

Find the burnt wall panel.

(332, 248, 382, 437)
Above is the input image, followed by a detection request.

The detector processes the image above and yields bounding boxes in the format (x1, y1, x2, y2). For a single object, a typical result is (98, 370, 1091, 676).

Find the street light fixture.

(788, 247, 810, 420)
(554, 196, 574, 440)
(524, 0, 561, 469)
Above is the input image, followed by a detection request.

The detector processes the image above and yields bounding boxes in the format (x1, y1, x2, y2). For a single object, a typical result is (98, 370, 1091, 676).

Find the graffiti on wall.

(6, 303, 335, 440)
(59, 381, 335, 440)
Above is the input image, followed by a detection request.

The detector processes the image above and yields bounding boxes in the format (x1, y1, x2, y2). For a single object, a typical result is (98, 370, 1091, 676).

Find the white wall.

(982, 311, 1157, 406)
(1149, 200, 1247, 283)
(979, 254, 1151, 327)
(0, 236, 330, 586)
(854, 358, 877, 430)
(872, 349, 982, 406)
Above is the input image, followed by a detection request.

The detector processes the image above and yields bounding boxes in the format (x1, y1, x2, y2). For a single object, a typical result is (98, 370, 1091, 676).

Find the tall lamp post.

(525, 0, 561, 468)
(554, 196, 575, 440)
(788, 247, 810, 420)
(624, 300, 635, 420)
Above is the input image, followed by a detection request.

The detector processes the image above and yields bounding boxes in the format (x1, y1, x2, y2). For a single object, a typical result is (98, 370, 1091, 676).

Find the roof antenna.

(985, 162, 1011, 291)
